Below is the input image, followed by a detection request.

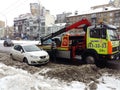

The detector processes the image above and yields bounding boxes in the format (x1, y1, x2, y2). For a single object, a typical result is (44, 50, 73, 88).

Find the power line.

(0, 0, 23, 14)
(1, 0, 31, 15)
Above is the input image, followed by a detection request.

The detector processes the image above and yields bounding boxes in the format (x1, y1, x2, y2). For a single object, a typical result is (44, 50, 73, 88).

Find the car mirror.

(20, 49, 24, 53)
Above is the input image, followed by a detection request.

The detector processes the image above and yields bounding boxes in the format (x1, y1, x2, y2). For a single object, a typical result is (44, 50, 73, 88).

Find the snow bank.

(0, 63, 120, 90)
(97, 75, 120, 90)
(0, 63, 85, 90)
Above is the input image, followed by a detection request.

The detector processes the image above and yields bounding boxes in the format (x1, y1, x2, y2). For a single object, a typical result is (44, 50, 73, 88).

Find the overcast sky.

(0, 0, 110, 26)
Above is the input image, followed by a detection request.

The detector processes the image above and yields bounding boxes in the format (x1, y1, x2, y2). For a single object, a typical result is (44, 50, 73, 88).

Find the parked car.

(10, 44, 49, 65)
(3, 38, 14, 47)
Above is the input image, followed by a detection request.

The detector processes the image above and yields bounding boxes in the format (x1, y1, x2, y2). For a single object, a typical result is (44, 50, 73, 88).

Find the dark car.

(3, 39, 14, 47)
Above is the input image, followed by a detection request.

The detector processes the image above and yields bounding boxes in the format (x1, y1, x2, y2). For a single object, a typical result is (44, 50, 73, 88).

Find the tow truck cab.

(86, 24, 120, 60)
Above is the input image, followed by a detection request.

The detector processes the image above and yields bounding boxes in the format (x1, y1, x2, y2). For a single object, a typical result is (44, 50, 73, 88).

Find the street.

(0, 41, 12, 53)
(0, 40, 39, 53)
(0, 40, 119, 90)
(0, 40, 119, 70)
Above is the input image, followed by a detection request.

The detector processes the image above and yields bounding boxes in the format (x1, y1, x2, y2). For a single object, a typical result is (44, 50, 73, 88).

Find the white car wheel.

(23, 58, 29, 65)
(10, 54, 14, 60)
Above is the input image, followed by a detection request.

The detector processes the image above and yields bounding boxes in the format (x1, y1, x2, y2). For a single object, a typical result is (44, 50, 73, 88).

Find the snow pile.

(0, 63, 85, 90)
(0, 63, 120, 90)
(97, 75, 120, 90)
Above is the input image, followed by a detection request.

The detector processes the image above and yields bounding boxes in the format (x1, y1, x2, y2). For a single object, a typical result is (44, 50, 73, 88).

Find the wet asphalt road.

(107, 60, 120, 70)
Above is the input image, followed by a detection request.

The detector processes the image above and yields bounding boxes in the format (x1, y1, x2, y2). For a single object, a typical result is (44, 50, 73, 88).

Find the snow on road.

(0, 40, 120, 90)
(0, 63, 120, 90)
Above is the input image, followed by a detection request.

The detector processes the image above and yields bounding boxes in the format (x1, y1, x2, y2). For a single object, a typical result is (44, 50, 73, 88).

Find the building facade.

(14, 13, 34, 39)
(0, 20, 5, 39)
(56, 12, 72, 23)
(66, 7, 120, 33)
(14, 3, 55, 40)
(47, 23, 66, 36)
(30, 3, 55, 37)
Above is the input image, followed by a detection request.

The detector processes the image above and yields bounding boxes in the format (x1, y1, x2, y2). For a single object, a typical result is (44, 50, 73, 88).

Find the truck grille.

(112, 47, 119, 52)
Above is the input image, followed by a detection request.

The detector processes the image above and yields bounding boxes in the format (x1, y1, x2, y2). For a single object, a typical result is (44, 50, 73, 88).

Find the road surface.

(0, 40, 39, 53)
(0, 40, 120, 70)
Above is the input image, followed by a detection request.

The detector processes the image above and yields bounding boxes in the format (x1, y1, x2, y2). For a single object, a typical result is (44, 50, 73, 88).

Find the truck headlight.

(110, 55, 114, 59)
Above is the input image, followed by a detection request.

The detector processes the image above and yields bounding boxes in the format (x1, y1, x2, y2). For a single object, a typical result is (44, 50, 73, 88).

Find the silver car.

(3, 38, 14, 47)
(10, 44, 49, 65)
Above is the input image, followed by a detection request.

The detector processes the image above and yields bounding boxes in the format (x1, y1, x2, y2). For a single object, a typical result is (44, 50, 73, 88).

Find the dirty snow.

(0, 63, 119, 90)
(0, 40, 120, 90)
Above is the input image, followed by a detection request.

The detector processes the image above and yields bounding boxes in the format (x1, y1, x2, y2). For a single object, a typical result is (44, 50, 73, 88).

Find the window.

(41, 22, 45, 26)
(90, 29, 100, 38)
(14, 45, 22, 51)
(110, 13, 113, 17)
(108, 29, 118, 41)
(109, 18, 113, 22)
(90, 28, 106, 39)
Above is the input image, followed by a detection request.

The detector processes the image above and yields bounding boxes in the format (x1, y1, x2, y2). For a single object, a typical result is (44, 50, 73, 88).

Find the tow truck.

(37, 18, 120, 66)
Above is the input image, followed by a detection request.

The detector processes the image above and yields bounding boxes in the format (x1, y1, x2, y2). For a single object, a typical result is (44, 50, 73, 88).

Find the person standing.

(51, 39, 57, 62)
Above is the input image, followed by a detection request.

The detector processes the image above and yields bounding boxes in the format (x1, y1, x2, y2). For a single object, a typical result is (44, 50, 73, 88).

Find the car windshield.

(107, 29, 118, 41)
(23, 45, 42, 52)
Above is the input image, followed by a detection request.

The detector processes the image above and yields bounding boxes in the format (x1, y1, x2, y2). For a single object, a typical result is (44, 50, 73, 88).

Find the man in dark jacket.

(51, 39, 57, 62)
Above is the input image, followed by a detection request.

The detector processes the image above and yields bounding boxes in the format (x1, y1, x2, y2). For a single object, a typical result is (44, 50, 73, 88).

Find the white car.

(10, 44, 49, 65)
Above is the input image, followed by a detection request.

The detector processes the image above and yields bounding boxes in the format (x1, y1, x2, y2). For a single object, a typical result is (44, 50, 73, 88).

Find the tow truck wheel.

(84, 55, 95, 64)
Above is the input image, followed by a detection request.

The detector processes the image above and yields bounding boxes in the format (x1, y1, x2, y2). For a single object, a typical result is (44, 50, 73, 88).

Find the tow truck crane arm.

(41, 18, 91, 44)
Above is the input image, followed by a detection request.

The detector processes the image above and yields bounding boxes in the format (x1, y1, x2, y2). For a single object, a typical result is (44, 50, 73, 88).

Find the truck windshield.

(107, 29, 118, 41)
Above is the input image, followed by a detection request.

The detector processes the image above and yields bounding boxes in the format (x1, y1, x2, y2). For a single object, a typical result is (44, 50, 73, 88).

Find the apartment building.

(66, 0, 120, 34)
(0, 20, 5, 39)
(66, 7, 120, 34)
(30, 3, 55, 37)
(56, 12, 72, 23)
(14, 13, 34, 39)
(14, 3, 55, 40)
(47, 23, 66, 36)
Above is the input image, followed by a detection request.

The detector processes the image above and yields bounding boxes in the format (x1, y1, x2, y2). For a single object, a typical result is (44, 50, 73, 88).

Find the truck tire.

(83, 54, 96, 64)
(96, 59, 107, 68)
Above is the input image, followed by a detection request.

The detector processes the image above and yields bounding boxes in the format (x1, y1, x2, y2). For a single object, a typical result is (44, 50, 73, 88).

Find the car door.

(13, 45, 24, 61)
(17, 45, 25, 61)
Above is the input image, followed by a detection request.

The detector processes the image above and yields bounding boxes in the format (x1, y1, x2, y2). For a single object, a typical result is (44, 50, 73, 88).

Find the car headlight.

(30, 55, 38, 59)
(46, 55, 49, 58)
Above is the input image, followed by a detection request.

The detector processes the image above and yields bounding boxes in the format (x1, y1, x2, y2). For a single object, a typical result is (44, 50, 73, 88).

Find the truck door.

(87, 28, 108, 54)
